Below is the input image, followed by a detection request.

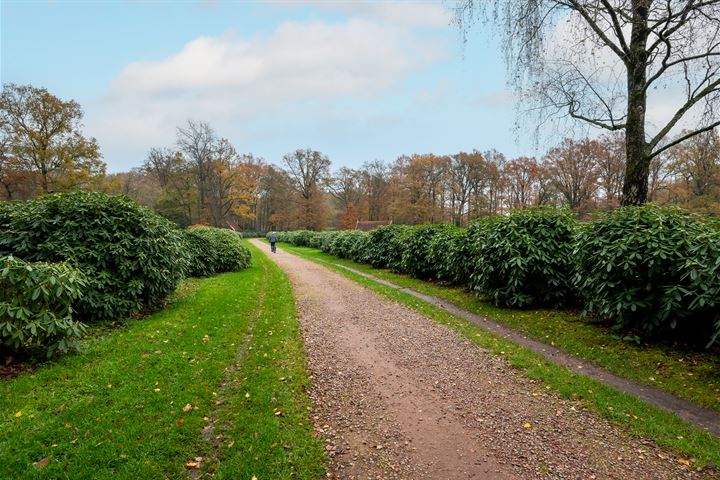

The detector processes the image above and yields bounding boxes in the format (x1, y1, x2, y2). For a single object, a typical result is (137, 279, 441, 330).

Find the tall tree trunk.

(621, 0, 651, 206)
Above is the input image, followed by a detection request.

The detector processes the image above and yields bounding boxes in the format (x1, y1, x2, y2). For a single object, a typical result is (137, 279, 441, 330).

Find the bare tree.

(595, 132, 626, 206)
(361, 160, 391, 221)
(545, 138, 602, 209)
(667, 128, 720, 198)
(503, 157, 547, 208)
(455, 1, 720, 205)
(449, 151, 488, 224)
(329, 167, 366, 228)
(283, 148, 331, 229)
(205, 138, 239, 227)
(177, 120, 216, 220)
(283, 148, 331, 200)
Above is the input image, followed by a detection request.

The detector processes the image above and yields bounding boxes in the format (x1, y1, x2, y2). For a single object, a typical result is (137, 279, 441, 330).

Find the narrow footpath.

(251, 240, 712, 479)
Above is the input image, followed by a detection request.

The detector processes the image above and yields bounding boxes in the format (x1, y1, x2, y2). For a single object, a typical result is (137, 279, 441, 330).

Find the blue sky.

(1, 0, 533, 172)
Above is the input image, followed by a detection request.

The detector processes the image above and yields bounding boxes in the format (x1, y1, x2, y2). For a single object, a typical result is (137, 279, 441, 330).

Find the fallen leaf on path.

(523, 422, 532, 429)
(678, 458, 690, 466)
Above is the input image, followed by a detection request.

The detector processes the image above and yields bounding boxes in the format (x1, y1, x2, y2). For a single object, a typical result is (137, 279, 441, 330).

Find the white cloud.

(91, 18, 449, 161)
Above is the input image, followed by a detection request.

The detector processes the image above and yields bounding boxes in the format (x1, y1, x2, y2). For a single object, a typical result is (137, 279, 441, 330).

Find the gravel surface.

(252, 240, 717, 480)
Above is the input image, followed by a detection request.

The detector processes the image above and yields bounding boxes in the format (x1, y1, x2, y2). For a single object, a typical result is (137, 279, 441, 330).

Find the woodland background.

(2, 86, 719, 231)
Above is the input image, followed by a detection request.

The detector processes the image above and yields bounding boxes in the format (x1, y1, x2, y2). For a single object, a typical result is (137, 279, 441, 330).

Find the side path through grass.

(278, 242, 720, 467)
(0, 242, 325, 479)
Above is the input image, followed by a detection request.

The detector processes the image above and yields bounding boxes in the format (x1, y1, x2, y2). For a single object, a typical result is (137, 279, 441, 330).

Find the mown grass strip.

(0, 241, 324, 479)
(279, 242, 720, 467)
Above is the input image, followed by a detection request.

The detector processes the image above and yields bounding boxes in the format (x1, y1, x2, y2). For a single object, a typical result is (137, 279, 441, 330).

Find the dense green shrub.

(0, 192, 188, 322)
(574, 205, 720, 343)
(428, 225, 471, 284)
(291, 230, 316, 247)
(360, 225, 412, 270)
(387, 226, 414, 272)
(1, 256, 87, 358)
(319, 232, 338, 253)
(401, 224, 454, 279)
(363, 226, 396, 268)
(184, 226, 251, 277)
(328, 230, 367, 260)
(472, 207, 578, 308)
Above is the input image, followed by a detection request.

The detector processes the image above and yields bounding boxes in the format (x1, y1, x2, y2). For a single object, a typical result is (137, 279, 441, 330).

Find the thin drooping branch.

(650, 119, 720, 158)
(649, 77, 720, 150)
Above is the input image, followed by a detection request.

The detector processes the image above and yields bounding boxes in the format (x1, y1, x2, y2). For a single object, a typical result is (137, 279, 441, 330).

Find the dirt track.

(252, 240, 713, 479)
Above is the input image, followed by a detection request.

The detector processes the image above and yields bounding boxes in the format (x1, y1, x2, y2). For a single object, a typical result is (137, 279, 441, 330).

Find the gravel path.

(252, 240, 715, 479)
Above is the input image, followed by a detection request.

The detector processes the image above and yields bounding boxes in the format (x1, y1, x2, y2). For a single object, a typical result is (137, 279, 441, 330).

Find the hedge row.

(277, 205, 720, 346)
(184, 226, 251, 277)
(0, 192, 252, 358)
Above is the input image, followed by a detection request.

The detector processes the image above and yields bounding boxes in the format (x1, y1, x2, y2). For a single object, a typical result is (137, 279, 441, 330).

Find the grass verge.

(0, 241, 325, 479)
(279, 242, 720, 467)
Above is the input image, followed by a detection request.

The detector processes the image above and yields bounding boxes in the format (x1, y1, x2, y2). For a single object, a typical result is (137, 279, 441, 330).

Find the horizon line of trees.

(109, 121, 720, 231)
(2, 84, 719, 231)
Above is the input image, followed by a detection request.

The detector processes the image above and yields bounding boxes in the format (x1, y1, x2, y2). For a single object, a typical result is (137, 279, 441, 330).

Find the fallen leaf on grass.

(185, 462, 199, 469)
(274, 411, 284, 417)
(15, 411, 22, 418)
(33, 457, 49, 469)
(183, 404, 193, 413)
(177, 417, 184, 426)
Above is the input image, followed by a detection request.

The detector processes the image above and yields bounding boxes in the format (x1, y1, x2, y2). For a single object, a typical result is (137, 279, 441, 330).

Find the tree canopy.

(455, 0, 720, 205)
(0, 84, 104, 196)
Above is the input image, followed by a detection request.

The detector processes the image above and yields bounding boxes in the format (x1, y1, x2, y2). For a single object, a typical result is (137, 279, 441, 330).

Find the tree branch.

(568, 0, 629, 63)
(600, 0, 630, 54)
(649, 120, 720, 158)
(646, 48, 720, 89)
(649, 77, 720, 149)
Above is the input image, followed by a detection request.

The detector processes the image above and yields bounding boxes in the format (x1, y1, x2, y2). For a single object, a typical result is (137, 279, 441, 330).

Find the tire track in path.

(252, 239, 710, 479)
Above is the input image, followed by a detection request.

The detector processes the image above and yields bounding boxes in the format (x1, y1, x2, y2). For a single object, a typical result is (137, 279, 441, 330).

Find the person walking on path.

(268, 231, 278, 253)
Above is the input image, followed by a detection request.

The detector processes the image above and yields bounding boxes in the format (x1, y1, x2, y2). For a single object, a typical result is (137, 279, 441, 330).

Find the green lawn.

(279, 242, 720, 467)
(0, 242, 325, 479)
